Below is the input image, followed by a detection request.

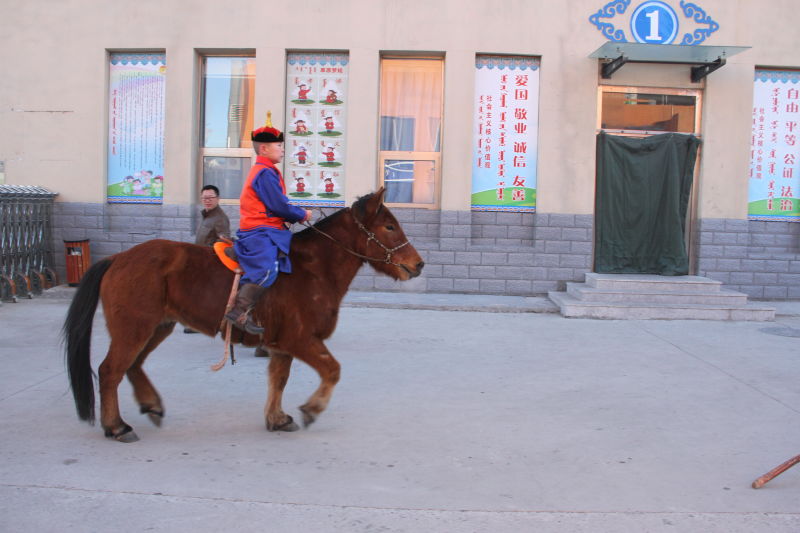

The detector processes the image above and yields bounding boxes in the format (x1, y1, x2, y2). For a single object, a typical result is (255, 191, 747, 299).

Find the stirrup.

(225, 308, 264, 335)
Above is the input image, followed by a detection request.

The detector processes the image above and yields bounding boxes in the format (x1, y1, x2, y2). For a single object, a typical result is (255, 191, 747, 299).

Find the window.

(199, 55, 256, 199)
(378, 57, 444, 207)
(598, 86, 701, 136)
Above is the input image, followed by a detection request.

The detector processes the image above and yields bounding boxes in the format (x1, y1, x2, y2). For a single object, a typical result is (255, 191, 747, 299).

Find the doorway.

(595, 85, 703, 274)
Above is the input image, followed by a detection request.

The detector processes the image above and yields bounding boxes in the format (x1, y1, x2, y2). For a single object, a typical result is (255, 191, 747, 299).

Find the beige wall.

(1, 0, 797, 218)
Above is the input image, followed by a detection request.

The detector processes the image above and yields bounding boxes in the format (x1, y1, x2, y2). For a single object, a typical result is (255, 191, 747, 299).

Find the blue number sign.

(630, 1, 678, 44)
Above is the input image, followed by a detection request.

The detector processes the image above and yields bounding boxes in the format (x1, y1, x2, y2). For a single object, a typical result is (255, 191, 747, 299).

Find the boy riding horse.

(225, 115, 313, 334)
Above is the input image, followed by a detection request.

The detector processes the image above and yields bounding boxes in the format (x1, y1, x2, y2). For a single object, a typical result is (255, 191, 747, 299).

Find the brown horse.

(63, 189, 423, 442)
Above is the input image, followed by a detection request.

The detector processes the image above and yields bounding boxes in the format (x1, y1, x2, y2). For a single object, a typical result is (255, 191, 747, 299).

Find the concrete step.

(548, 291, 776, 321)
(565, 283, 749, 306)
(585, 273, 723, 293)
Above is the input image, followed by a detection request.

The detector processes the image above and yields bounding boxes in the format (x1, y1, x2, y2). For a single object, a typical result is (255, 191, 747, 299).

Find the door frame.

(595, 85, 704, 274)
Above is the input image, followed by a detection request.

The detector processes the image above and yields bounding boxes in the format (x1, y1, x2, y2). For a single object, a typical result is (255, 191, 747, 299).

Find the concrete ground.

(1, 288, 799, 532)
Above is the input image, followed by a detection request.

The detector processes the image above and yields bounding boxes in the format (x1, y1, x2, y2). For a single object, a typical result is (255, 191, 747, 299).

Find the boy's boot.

(225, 283, 266, 335)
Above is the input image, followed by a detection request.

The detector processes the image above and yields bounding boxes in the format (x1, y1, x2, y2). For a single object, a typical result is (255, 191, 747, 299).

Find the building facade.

(2, 0, 798, 298)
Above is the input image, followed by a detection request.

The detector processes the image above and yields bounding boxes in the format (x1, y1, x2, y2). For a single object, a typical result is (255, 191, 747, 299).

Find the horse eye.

(385, 224, 395, 231)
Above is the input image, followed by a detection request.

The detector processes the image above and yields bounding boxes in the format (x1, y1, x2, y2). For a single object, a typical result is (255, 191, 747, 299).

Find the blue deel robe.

(234, 165, 307, 286)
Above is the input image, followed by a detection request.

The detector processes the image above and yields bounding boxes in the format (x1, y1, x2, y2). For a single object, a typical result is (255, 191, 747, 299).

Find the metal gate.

(0, 185, 59, 302)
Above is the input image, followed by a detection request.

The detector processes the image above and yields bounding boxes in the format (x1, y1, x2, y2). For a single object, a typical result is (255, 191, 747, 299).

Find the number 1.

(646, 10, 660, 40)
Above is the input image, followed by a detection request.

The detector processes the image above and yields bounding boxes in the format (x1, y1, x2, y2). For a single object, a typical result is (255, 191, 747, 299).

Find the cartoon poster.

(287, 168, 314, 198)
(748, 70, 800, 221)
(471, 55, 539, 212)
(107, 53, 166, 204)
(288, 138, 314, 168)
(285, 53, 349, 207)
(287, 106, 314, 138)
(318, 170, 342, 198)
(318, 139, 344, 168)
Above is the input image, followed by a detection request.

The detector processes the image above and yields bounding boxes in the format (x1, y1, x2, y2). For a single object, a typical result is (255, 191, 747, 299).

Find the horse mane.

(295, 191, 378, 238)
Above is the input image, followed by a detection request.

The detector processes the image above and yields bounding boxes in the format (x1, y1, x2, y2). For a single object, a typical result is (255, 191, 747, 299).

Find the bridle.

(301, 209, 410, 267)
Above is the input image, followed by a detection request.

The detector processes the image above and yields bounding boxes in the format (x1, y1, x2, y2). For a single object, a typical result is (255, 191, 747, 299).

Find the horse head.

(351, 187, 424, 280)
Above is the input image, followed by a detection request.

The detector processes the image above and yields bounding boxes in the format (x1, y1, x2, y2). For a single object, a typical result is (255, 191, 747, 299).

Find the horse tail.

(63, 257, 114, 424)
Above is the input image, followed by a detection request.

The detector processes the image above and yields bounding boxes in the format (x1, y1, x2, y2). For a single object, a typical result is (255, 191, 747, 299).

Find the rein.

(211, 207, 408, 372)
(301, 210, 410, 266)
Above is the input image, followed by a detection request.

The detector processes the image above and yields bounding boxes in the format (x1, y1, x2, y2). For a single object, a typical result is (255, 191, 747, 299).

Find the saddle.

(213, 240, 240, 272)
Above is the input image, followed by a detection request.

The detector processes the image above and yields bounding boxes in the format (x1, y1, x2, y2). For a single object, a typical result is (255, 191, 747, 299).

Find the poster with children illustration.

(107, 53, 166, 204)
(291, 77, 315, 104)
(287, 169, 314, 199)
(318, 108, 344, 137)
(287, 138, 314, 168)
(285, 52, 349, 207)
(318, 170, 342, 199)
(318, 140, 343, 168)
(287, 106, 314, 137)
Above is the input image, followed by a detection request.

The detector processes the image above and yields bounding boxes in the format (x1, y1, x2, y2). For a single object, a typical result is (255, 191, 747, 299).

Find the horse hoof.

(266, 416, 300, 432)
(116, 430, 140, 443)
(106, 425, 139, 443)
(299, 406, 316, 428)
(141, 407, 164, 427)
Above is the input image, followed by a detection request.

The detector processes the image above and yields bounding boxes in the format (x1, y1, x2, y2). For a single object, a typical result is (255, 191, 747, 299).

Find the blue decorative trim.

(471, 205, 536, 213)
(748, 214, 800, 222)
(679, 1, 719, 45)
(287, 53, 349, 67)
(107, 196, 163, 204)
(755, 70, 800, 84)
(475, 55, 540, 70)
(588, 0, 631, 43)
(290, 199, 345, 208)
(110, 53, 165, 66)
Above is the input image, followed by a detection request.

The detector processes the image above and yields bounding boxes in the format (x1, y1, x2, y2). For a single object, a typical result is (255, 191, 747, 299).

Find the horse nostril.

(416, 261, 425, 271)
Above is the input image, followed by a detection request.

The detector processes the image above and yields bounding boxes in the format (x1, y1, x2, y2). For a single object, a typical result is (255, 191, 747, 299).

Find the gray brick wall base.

(51, 202, 240, 281)
(49, 205, 798, 299)
(352, 209, 594, 296)
(695, 218, 800, 299)
(50, 203, 593, 297)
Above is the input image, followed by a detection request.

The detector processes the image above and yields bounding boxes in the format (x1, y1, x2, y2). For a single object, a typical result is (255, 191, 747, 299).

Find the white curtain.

(380, 58, 443, 203)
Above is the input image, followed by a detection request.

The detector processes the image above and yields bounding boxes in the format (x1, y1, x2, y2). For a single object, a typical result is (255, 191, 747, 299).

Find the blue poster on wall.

(471, 56, 540, 213)
(748, 70, 800, 222)
(107, 53, 166, 204)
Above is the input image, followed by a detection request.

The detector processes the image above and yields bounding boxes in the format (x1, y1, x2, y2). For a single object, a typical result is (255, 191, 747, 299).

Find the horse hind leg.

(99, 345, 142, 443)
(98, 321, 165, 443)
(265, 350, 300, 432)
(127, 322, 176, 427)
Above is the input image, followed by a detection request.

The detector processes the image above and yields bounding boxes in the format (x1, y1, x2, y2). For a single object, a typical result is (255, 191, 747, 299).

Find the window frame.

(596, 85, 703, 138)
(378, 151, 442, 209)
(377, 55, 445, 209)
(197, 52, 256, 203)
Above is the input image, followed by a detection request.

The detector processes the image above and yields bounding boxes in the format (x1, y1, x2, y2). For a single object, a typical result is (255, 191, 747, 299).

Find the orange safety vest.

(239, 156, 288, 232)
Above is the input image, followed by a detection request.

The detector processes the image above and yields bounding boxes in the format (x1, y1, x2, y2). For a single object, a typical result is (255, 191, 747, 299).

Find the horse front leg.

(290, 339, 341, 428)
(264, 350, 299, 432)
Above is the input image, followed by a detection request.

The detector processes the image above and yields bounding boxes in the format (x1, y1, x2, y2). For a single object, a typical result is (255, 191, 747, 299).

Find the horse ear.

(374, 187, 386, 215)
